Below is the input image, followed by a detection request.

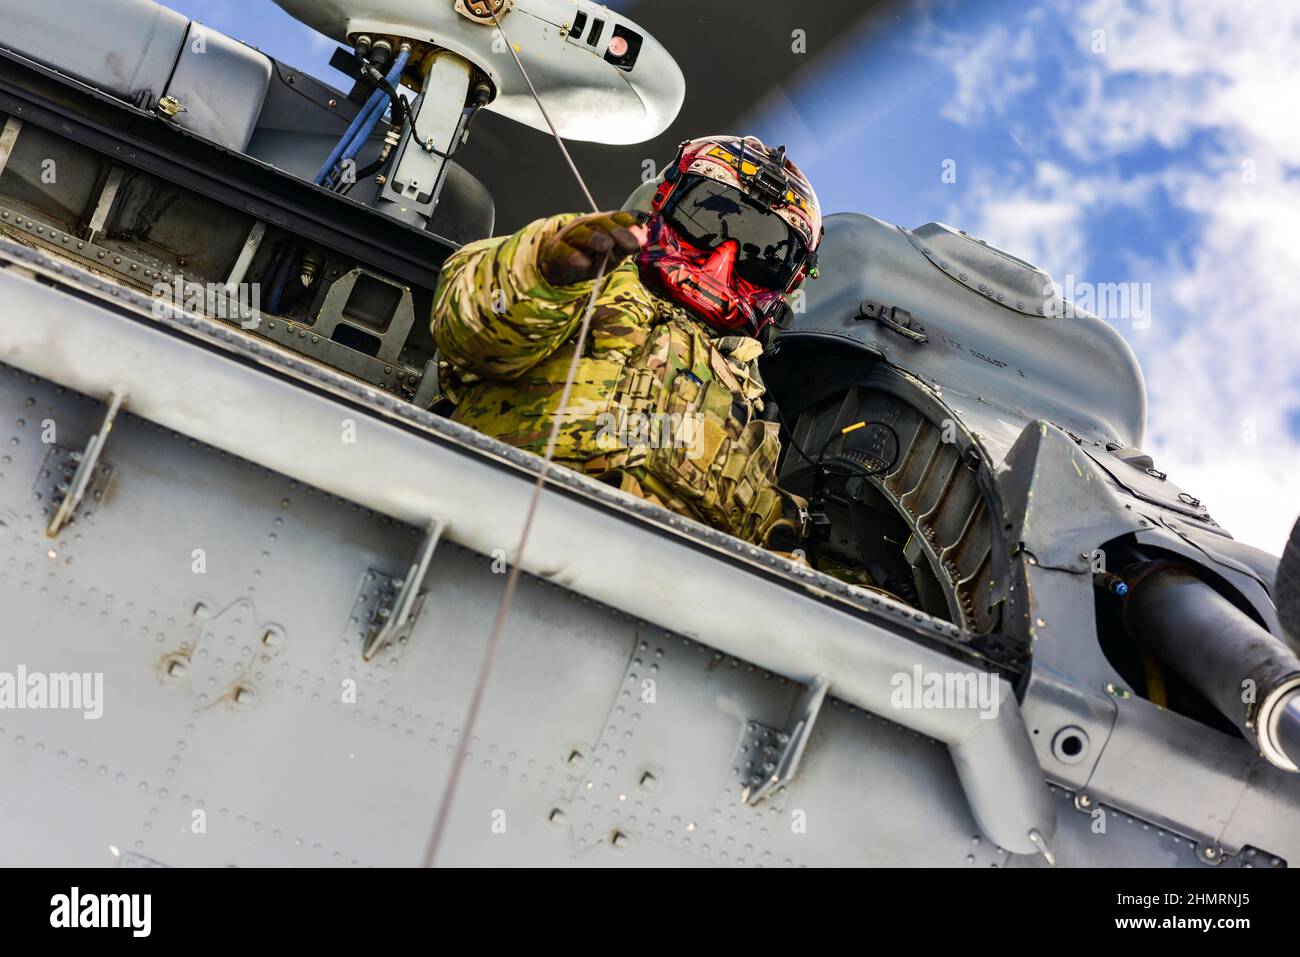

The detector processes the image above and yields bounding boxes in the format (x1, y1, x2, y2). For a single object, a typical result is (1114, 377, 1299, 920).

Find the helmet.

(626, 135, 823, 336)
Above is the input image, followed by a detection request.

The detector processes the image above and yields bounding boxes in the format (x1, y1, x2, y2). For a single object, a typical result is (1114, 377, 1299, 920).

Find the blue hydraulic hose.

(313, 88, 386, 186)
(312, 48, 410, 186)
(332, 89, 396, 184)
(336, 48, 412, 171)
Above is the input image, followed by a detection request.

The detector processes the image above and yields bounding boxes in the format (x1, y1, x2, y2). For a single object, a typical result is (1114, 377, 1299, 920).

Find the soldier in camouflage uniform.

(431, 135, 823, 547)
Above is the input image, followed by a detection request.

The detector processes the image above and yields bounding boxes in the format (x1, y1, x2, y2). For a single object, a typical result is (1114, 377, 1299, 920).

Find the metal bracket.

(378, 50, 473, 223)
(857, 299, 928, 343)
(0, 116, 23, 178)
(411, 357, 442, 411)
(224, 220, 267, 287)
(47, 387, 126, 538)
(362, 518, 446, 661)
(740, 675, 830, 805)
(86, 167, 125, 244)
(454, 0, 514, 25)
(311, 267, 418, 365)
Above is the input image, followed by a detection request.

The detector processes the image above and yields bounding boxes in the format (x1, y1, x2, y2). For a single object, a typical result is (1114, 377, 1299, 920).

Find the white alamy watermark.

(890, 665, 1000, 719)
(0, 666, 103, 719)
(50, 887, 150, 938)
(151, 276, 262, 330)
(594, 411, 705, 459)
(1043, 276, 1152, 329)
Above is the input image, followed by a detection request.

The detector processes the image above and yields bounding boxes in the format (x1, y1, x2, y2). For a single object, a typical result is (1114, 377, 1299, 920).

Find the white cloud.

(953, 191, 1087, 282)
(931, 0, 1300, 556)
(1135, 165, 1300, 553)
(940, 161, 1170, 291)
(1076, 0, 1300, 164)
(932, 23, 1040, 126)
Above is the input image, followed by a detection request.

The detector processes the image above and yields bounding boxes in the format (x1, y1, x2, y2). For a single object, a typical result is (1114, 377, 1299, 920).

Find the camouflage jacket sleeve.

(431, 212, 604, 381)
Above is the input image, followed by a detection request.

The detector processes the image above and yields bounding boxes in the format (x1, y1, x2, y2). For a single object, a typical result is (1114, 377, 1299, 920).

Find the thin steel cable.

(489, 6, 599, 214)
(423, 6, 615, 867)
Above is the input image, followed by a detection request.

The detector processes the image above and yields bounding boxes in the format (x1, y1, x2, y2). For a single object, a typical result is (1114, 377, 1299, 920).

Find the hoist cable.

(422, 5, 613, 867)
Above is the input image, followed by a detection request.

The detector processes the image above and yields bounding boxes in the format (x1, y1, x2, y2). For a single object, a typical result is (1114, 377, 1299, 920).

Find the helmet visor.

(665, 177, 806, 291)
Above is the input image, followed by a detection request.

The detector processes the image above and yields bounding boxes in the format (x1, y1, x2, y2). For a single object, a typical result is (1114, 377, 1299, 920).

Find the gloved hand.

(540, 210, 643, 286)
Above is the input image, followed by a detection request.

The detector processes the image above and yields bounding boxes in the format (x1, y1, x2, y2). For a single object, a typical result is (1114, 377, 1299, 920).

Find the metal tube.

(1125, 564, 1300, 771)
(1277, 697, 1300, 769)
(1280, 516, 1300, 646)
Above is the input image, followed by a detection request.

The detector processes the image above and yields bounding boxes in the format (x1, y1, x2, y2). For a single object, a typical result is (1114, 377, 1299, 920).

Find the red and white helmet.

(630, 135, 823, 336)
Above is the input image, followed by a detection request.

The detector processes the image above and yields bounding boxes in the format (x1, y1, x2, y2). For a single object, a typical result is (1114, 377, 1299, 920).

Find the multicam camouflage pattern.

(431, 213, 795, 545)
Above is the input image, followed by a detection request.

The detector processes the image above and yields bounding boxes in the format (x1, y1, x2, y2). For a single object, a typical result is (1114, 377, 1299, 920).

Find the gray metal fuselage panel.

(1, 363, 999, 867)
(1, 207, 1297, 869)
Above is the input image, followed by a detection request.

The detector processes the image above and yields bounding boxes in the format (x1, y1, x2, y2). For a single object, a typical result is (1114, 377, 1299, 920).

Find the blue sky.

(745, 0, 1300, 557)
(168, 0, 1299, 555)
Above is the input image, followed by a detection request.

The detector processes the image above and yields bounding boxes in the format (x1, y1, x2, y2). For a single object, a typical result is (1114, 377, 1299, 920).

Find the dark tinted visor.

(666, 177, 805, 290)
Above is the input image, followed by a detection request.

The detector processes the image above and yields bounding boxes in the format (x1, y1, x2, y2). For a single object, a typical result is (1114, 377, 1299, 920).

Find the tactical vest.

(441, 301, 790, 546)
